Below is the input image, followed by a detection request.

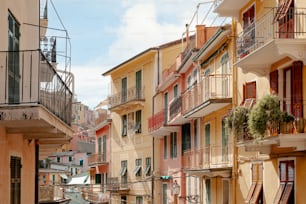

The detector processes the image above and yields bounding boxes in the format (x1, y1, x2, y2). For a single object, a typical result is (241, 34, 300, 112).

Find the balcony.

(39, 185, 71, 204)
(203, 144, 233, 169)
(88, 153, 108, 167)
(239, 100, 306, 154)
(214, 0, 248, 17)
(182, 149, 203, 170)
(0, 50, 73, 156)
(182, 74, 232, 118)
(106, 177, 130, 193)
(168, 96, 189, 125)
(108, 86, 145, 113)
(157, 63, 180, 92)
(81, 185, 110, 204)
(235, 7, 306, 74)
(148, 109, 180, 138)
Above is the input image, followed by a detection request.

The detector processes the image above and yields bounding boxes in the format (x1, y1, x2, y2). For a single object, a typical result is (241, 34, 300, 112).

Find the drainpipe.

(35, 140, 39, 204)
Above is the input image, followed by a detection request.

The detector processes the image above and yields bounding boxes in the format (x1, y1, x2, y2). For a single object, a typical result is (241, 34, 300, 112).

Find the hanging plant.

(248, 94, 282, 139)
(225, 106, 250, 141)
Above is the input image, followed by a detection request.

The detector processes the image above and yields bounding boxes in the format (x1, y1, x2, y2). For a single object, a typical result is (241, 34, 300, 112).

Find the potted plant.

(248, 94, 282, 139)
(294, 117, 305, 133)
(280, 112, 295, 134)
(225, 106, 251, 141)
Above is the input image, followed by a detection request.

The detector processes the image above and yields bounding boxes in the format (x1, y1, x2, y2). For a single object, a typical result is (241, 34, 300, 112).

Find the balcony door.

(8, 13, 20, 104)
(136, 70, 142, 99)
(121, 77, 127, 103)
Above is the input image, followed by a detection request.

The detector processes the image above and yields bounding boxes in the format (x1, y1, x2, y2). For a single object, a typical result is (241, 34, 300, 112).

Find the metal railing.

(182, 74, 232, 115)
(236, 7, 306, 60)
(0, 50, 72, 125)
(182, 149, 203, 169)
(148, 109, 165, 132)
(203, 144, 233, 169)
(88, 153, 108, 166)
(108, 86, 145, 109)
(81, 184, 110, 203)
(169, 96, 182, 121)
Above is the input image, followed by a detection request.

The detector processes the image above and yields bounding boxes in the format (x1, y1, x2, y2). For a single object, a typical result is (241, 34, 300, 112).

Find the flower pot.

(294, 118, 305, 133)
(280, 121, 294, 134)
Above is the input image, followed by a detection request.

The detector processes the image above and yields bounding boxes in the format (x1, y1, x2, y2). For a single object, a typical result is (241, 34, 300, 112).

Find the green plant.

(248, 94, 282, 138)
(281, 112, 295, 123)
(225, 106, 250, 139)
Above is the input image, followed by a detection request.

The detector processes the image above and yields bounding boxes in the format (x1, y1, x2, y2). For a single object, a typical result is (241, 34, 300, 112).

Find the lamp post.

(173, 180, 180, 204)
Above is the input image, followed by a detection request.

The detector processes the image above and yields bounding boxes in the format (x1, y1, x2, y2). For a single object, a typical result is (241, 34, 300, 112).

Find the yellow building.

(215, 0, 306, 203)
(103, 40, 183, 204)
(0, 0, 73, 203)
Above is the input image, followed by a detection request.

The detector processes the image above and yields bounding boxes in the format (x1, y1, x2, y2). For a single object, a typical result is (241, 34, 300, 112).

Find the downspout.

(232, 17, 238, 204)
(35, 140, 39, 204)
(152, 48, 160, 204)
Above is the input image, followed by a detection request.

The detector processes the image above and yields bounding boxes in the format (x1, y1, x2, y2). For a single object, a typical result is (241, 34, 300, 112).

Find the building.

(215, 0, 306, 203)
(0, 0, 73, 203)
(103, 39, 184, 203)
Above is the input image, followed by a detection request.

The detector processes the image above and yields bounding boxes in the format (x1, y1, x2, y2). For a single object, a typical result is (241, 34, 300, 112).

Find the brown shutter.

(246, 81, 256, 99)
(273, 182, 286, 204)
(280, 182, 293, 203)
(251, 183, 263, 204)
(270, 70, 279, 94)
(245, 182, 257, 203)
(292, 61, 303, 118)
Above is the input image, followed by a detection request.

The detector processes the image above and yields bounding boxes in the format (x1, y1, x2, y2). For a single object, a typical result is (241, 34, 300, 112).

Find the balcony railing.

(39, 185, 68, 202)
(148, 109, 165, 132)
(108, 86, 145, 109)
(169, 96, 182, 121)
(81, 185, 110, 203)
(106, 177, 130, 192)
(162, 63, 176, 82)
(0, 50, 72, 125)
(182, 74, 232, 115)
(203, 144, 233, 169)
(183, 149, 203, 169)
(88, 153, 108, 166)
(236, 7, 306, 61)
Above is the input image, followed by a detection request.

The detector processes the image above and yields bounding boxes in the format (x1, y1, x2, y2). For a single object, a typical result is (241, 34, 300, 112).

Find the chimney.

(196, 25, 206, 50)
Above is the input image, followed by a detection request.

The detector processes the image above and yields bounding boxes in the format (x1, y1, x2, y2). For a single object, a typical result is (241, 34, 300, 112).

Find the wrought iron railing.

(182, 74, 232, 115)
(0, 50, 72, 125)
(108, 86, 145, 109)
(236, 7, 306, 60)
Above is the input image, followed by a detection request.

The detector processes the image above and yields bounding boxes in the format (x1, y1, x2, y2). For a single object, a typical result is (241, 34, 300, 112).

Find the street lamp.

(173, 180, 180, 204)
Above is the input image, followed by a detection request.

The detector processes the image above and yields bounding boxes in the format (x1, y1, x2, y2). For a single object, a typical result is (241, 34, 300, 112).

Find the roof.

(102, 37, 184, 76)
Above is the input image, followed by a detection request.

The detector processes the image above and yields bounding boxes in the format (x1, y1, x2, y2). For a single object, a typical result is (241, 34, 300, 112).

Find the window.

(121, 77, 127, 103)
(80, 159, 83, 166)
(136, 196, 143, 204)
(120, 160, 128, 184)
(221, 52, 230, 97)
(242, 81, 256, 107)
(121, 196, 127, 204)
(273, 160, 295, 203)
(164, 93, 168, 123)
(164, 136, 167, 159)
(98, 137, 102, 154)
(170, 132, 177, 158)
(135, 110, 142, 133)
(245, 163, 263, 203)
(128, 112, 135, 132)
(10, 156, 21, 204)
(205, 179, 211, 204)
(57, 157, 60, 163)
(205, 124, 210, 163)
(136, 70, 142, 99)
(134, 158, 142, 177)
(222, 180, 230, 204)
(8, 12, 20, 104)
(69, 156, 72, 162)
(182, 124, 191, 153)
(102, 135, 106, 161)
(144, 157, 151, 176)
(122, 114, 127, 136)
(243, 5, 255, 30)
(52, 175, 55, 185)
(222, 118, 229, 162)
(194, 119, 198, 149)
(187, 75, 192, 88)
(162, 184, 168, 204)
(174, 84, 178, 98)
(95, 174, 101, 184)
(193, 68, 198, 84)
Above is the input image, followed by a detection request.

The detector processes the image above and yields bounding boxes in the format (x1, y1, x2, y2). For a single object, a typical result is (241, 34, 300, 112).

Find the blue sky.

(47, 0, 224, 109)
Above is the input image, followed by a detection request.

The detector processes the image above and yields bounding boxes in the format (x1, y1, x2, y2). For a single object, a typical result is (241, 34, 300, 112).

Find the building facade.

(0, 0, 73, 203)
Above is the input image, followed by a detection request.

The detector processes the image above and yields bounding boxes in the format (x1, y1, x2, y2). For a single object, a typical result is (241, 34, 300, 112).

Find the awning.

(184, 168, 232, 178)
(60, 174, 68, 179)
(67, 175, 89, 185)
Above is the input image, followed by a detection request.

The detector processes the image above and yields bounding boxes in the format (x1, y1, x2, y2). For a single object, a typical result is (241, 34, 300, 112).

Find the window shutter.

(292, 61, 303, 118)
(273, 182, 286, 204)
(245, 182, 256, 203)
(270, 70, 279, 94)
(280, 182, 293, 203)
(250, 183, 263, 203)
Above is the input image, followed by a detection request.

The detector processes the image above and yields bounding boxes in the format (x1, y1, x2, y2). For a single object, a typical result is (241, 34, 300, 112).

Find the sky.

(47, 0, 225, 109)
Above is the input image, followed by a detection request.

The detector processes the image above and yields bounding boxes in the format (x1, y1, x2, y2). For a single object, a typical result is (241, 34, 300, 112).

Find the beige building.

(215, 0, 306, 203)
(103, 40, 183, 203)
(0, 0, 73, 203)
